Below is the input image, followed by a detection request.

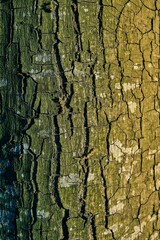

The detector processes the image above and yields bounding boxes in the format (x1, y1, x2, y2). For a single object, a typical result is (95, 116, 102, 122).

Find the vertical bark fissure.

(53, 115, 63, 209)
(79, 102, 90, 224)
(99, 158, 109, 229)
(71, 0, 83, 61)
(90, 213, 97, 240)
(97, 0, 106, 69)
(53, 115, 69, 239)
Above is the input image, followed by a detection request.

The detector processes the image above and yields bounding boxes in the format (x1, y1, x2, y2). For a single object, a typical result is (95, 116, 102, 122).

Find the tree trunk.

(1, 0, 160, 239)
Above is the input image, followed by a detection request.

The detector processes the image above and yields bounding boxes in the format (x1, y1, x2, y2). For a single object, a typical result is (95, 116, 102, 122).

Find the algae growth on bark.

(1, 0, 160, 239)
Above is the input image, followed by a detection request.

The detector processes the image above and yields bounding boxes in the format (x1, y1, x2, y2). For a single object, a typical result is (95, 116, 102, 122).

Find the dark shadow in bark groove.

(78, 102, 90, 225)
(66, 83, 74, 137)
(53, 115, 63, 209)
(53, 115, 70, 239)
(53, 37, 68, 96)
(90, 213, 97, 240)
(71, 0, 83, 61)
(61, 209, 69, 240)
(99, 158, 109, 229)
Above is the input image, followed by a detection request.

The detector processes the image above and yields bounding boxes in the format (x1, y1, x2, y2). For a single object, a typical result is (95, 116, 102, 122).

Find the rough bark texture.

(1, 0, 160, 239)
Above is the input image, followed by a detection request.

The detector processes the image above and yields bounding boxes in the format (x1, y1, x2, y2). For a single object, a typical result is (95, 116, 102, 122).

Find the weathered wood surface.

(1, 0, 160, 239)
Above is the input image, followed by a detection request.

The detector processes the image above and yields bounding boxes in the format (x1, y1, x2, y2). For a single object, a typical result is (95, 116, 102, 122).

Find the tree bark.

(1, 0, 160, 239)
